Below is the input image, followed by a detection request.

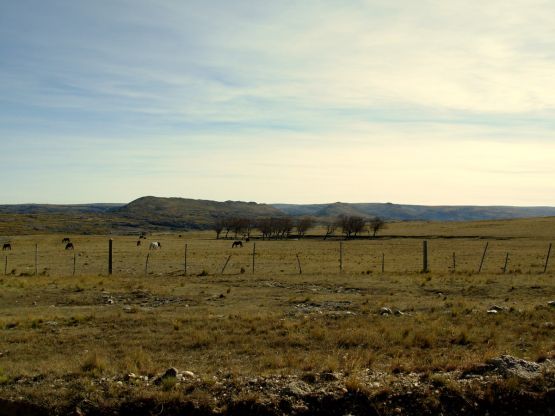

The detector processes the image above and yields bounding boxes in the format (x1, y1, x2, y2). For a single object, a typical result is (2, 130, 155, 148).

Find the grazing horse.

(149, 242, 161, 250)
(65, 242, 74, 250)
(2, 243, 11, 251)
(245, 237, 250, 242)
(232, 241, 243, 248)
(136, 240, 141, 247)
(62, 237, 70, 244)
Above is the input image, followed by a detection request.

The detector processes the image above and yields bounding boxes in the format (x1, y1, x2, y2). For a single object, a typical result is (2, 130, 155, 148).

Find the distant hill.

(273, 202, 555, 221)
(0, 203, 124, 215)
(1, 197, 555, 235)
(114, 196, 283, 229)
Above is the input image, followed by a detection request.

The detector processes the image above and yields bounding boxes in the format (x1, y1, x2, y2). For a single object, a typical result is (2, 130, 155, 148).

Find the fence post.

(252, 243, 256, 274)
(422, 240, 428, 273)
(543, 243, 552, 273)
(221, 255, 232, 275)
(145, 253, 150, 277)
(184, 243, 188, 276)
(4, 256, 7, 276)
(73, 252, 76, 277)
(339, 242, 343, 273)
(452, 252, 456, 273)
(108, 238, 113, 275)
(381, 253, 385, 273)
(296, 253, 302, 274)
(35, 243, 38, 276)
(478, 242, 489, 273)
(503, 252, 509, 274)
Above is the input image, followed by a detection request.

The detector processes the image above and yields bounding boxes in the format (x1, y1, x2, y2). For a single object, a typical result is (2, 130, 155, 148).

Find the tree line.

(212, 215, 385, 240)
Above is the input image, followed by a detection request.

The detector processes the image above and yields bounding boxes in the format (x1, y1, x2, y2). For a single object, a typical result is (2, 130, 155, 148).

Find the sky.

(1, 0, 555, 206)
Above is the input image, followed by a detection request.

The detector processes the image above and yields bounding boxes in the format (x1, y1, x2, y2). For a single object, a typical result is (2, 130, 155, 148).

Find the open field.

(1, 218, 555, 415)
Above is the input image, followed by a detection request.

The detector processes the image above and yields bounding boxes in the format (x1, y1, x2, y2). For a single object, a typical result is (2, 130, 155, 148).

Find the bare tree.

(338, 215, 366, 239)
(296, 217, 314, 238)
(323, 221, 337, 240)
(369, 217, 385, 238)
(213, 217, 225, 239)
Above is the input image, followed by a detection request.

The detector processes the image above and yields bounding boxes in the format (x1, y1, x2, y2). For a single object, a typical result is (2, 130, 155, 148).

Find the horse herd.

(1, 236, 249, 252)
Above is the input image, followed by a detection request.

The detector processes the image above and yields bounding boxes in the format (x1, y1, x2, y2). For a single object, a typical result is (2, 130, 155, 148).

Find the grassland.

(1, 218, 555, 415)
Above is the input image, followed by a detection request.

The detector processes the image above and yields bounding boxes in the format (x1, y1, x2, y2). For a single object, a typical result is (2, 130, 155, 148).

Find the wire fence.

(0, 236, 553, 278)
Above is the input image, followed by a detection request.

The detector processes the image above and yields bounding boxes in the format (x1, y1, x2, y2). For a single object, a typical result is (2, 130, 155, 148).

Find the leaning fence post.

(478, 242, 489, 273)
(544, 243, 552, 273)
(422, 240, 428, 273)
(108, 238, 113, 275)
(221, 255, 232, 275)
(296, 253, 302, 274)
(503, 252, 509, 274)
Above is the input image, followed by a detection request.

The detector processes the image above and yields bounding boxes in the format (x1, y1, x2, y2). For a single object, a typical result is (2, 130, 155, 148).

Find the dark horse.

(232, 241, 243, 248)
(136, 240, 141, 247)
(65, 242, 74, 250)
(2, 243, 11, 251)
(62, 237, 70, 244)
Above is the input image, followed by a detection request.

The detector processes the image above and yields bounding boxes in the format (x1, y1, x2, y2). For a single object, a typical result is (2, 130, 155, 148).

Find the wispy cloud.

(1, 0, 554, 204)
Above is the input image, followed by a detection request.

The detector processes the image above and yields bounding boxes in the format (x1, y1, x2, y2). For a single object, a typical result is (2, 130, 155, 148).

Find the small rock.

(282, 380, 311, 397)
(182, 370, 195, 378)
(394, 309, 404, 316)
(320, 372, 339, 381)
(488, 305, 505, 312)
(487, 309, 498, 314)
(380, 307, 393, 315)
(548, 301, 555, 308)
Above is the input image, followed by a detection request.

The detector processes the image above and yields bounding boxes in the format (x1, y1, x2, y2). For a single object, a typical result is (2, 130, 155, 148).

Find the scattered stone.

(488, 305, 505, 312)
(282, 380, 311, 397)
(154, 367, 179, 385)
(182, 370, 195, 378)
(320, 372, 339, 381)
(486, 309, 498, 314)
(393, 309, 405, 316)
(380, 307, 393, 315)
(486, 355, 541, 379)
(548, 301, 555, 308)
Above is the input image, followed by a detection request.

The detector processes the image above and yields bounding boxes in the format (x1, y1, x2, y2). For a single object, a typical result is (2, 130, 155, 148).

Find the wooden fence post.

(4, 256, 7, 276)
(503, 252, 509, 274)
(108, 238, 113, 275)
(339, 242, 343, 273)
(543, 243, 552, 273)
(145, 253, 150, 277)
(73, 252, 76, 277)
(478, 242, 489, 273)
(296, 253, 302, 274)
(452, 252, 456, 273)
(381, 253, 385, 273)
(184, 243, 188, 276)
(221, 255, 232, 275)
(422, 240, 428, 273)
(35, 243, 38, 276)
(252, 243, 256, 274)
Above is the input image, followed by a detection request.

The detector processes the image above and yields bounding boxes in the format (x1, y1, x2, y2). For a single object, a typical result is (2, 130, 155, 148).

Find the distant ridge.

(114, 196, 283, 229)
(272, 202, 555, 221)
(1, 197, 555, 235)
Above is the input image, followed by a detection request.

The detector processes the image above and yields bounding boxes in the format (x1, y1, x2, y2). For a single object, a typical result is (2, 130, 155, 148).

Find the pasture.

(1, 218, 555, 414)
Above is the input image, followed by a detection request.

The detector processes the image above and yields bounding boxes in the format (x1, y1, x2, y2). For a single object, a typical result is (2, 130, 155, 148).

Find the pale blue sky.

(1, 0, 554, 205)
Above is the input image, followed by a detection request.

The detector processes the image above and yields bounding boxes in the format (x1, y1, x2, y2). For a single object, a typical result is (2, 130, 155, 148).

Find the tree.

(213, 218, 225, 239)
(296, 217, 314, 238)
(338, 215, 366, 239)
(323, 221, 337, 240)
(369, 217, 385, 238)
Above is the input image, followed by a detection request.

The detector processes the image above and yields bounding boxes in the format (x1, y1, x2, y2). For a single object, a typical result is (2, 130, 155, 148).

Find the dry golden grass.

(0, 218, 554, 411)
